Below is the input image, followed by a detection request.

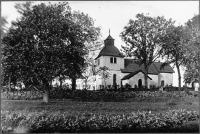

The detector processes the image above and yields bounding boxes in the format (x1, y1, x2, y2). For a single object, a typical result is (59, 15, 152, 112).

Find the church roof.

(121, 70, 152, 80)
(121, 59, 175, 74)
(153, 62, 175, 73)
(95, 34, 124, 60)
(106, 35, 114, 40)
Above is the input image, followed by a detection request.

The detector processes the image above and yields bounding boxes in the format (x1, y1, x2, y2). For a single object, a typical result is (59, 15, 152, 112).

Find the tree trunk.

(43, 79, 50, 103)
(85, 79, 88, 90)
(176, 62, 181, 91)
(43, 88, 49, 103)
(144, 67, 148, 89)
(8, 74, 11, 92)
(59, 77, 62, 90)
(104, 78, 106, 90)
(72, 78, 76, 90)
(59, 77, 64, 99)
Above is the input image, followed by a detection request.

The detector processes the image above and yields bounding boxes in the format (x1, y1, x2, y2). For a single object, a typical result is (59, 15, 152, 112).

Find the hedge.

(1, 109, 199, 133)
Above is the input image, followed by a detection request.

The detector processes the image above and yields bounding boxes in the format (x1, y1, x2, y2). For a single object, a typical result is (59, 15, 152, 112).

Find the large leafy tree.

(2, 2, 99, 102)
(183, 15, 200, 86)
(1, 16, 8, 39)
(55, 10, 102, 91)
(120, 13, 174, 88)
(1, 2, 35, 91)
(160, 25, 187, 90)
(68, 10, 102, 90)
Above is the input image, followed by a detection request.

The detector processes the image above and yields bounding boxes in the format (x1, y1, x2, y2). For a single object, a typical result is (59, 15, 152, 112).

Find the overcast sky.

(1, 1, 199, 86)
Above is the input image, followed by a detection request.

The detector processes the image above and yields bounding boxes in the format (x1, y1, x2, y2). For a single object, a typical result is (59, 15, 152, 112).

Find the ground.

(2, 95, 199, 115)
(1, 91, 199, 133)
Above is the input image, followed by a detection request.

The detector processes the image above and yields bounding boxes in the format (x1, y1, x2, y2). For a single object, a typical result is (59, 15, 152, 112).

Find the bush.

(2, 89, 198, 102)
(1, 109, 199, 133)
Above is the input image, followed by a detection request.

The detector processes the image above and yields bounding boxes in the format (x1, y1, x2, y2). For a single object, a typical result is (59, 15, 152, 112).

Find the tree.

(14, 1, 34, 15)
(68, 10, 102, 90)
(1, 16, 20, 91)
(1, 16, 9, 90)
(1, 16, 8, 39)
(81, 50, 103, 90)
(183, 15, 200, 86)
(160, 25, 187, 90)
(2, 2, 93, 102)
(98, 66, 110, 90)
(120, 13, 174, 88)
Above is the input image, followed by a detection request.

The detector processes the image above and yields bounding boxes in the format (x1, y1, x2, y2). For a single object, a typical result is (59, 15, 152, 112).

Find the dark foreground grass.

(1, 108, 199, 133)
(1, 93, 199, 114)
(1, 94, 199, 133)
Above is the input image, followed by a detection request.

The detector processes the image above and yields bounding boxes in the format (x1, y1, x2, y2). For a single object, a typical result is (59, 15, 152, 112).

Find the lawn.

(1, 97, 199, 115)
(2, 90, 199, 114)
(1, 90, 199, 133)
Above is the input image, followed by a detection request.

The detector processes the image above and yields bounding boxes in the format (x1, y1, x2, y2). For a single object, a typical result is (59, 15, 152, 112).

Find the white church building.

(94, 34, 175, 89)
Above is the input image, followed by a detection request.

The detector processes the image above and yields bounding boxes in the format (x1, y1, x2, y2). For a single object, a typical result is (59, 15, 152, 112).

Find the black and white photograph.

(1, 1, 200, 133)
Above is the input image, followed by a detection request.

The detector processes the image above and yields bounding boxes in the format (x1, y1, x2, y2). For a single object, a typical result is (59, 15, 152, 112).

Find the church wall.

(99, 56, 104, 66)
(95, 70, 128, 90)
(102, 56, 124, 70)
(158, 73, 173, 87)
(148, 74, 158, 87)
(128, 72, 151, 88)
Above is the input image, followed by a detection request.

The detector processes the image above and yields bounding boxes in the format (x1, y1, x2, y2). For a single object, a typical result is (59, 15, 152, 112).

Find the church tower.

(95, 32, 125, 70)
(95, 31, 125, 89)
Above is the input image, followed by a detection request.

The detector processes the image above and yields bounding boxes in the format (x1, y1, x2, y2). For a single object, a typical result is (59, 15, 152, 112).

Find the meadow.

(1, 90, 199, 133)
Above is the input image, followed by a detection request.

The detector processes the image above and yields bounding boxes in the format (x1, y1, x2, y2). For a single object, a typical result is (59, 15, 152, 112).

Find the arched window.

(138, 79, 142, 88)
(161, 80, 165, 87)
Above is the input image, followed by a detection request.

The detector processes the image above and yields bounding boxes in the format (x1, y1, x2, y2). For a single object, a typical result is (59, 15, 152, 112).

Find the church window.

(110, 57, 117, 64)
(114, 57, 117, 63)
(97, 59, 100, 65)
(110, 57, 113, 63)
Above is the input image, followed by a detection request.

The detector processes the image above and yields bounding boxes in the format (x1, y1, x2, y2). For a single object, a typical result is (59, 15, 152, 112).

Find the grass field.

(1, 91, 199, 133)
(1, 94, 199, 114)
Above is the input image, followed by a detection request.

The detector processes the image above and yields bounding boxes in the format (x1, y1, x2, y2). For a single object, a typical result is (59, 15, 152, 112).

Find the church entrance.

(113, 74, 116, 85)
(138, 79, 142, 88)
(161, 80, 165, 87)
(113, 74, 116, 90)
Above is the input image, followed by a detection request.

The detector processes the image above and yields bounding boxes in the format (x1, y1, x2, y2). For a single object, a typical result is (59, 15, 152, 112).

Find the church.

(94, 34, 175, 89)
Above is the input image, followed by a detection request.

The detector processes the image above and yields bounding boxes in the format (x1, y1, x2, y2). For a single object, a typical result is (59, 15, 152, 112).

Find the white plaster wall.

(95, 74, 104, 89)
(101, 56, 124, 70)
(95, 71, 129, 90)
(95, 55, 125, 90)
(148, 74, 158, 87)
(99, 56, 103, 66)
(128, 72, 151, 88)
(158, 73, 173, 87)
(122, 80, 129, 86)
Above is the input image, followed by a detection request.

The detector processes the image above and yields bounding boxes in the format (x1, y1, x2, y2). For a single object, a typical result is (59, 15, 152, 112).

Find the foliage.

(1, 16, 8, 39)
(14, 1, 34, 15)
(1, 90, 43, 100)
(2, 2, 101, 101)
(160, 25, 187, 90)
(1, 109, 199, 133)
(2, 89, 198, 102)
(97, 66, 111, 89)
(120, 13, 174, 87)
(67, 9, 102, 85)
(183, 15, 200, 83)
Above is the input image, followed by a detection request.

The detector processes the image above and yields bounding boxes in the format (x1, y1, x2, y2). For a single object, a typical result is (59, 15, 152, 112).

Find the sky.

(1, 1, 199, 86)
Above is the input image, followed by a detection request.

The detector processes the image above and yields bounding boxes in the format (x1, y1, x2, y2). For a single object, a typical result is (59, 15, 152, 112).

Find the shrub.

(2, 89, 198, 102)
(1, 109, 199, 133)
